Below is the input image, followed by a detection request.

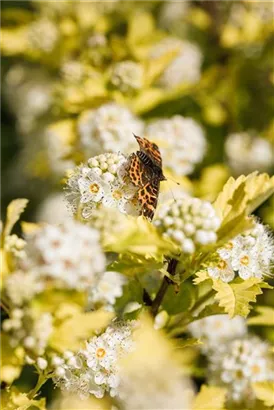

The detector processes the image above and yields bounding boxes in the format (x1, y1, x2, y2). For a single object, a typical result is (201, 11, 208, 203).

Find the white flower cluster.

(4, 64, 53, 134)
(154, 198, 220, 253)
(146, 115, 206, 175)
(66, 153, 140, 219)
(4, 234, 26, 259)
(23, 221, 105, 290)
(5, 270, 44, 306)
(110, 60, 144, 93)
(188, 315, 247, 353)
(225, 132, 274, 175)
(208, 222, 274, 282)
(88, 271, 126, 311)
(3, 308, 53, 356)
(36, 193, 70, 224)
(53, 322, 135, 399)
(150, 38, 202, 88)
(159, 1, 189, 33)
(208, 336, 274, 404)
(27, 18, 59, 53)
(78, 103, 144, 156)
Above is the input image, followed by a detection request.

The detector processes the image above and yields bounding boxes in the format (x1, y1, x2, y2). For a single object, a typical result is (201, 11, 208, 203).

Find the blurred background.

(1, 0, 274, 225)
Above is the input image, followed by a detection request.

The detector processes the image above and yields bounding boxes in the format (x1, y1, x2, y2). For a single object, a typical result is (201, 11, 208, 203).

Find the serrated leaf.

(49, 307, 113, 352)
(193, 270, 211, 285)
(252, 382, 274, 407)
(214, 173, 274, 244)
(193, 385, 227, 410)
(213, 278, 265, 318)
(247, 306, 274, 326)
(3, 199, 28, 237)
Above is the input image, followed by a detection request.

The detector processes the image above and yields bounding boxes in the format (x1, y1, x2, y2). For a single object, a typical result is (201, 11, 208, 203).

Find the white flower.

(208, 259, 235, 283)
(145, 116, 206, 175)
(208, 336, 274, 405)
(65, 153, 140, 219)
(225, 132, 274, 175)
(214, 222, 274, 281)
(27, 18, 59, 53)
(23, 220, 105, 290)
(110, 60, 144, 93)
(154, 198, 220, 253)
(53, 322, 135, 399)
(150, 38, 202, 88)
(5, 270, 44, 306)
(78, 103, 144, 156)
(88, 271, 126, 310)
(188, 315, 247, 353)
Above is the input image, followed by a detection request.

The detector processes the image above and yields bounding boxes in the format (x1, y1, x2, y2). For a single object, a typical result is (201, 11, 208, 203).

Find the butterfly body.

(127, 134, 166, 220)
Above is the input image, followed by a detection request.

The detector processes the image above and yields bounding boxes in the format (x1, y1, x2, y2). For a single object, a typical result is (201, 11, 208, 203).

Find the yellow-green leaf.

(49, 307, 113, 352)
(247, 306, 274, 326)
(213, 278, 267, 318)
(252, 381, 274, 407)
(144, 49, 180, 87)
(193, 270, 211, 285)
(214, 173, 274, 244)
(1, 387, 46, 410)
(1, 334, 24, 384)
(193, 385, 227, 410)
(127, 11, 155, 45)
(3, 199, 29, 238)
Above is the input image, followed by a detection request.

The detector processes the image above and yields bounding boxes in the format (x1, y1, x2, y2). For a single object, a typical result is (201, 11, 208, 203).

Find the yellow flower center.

(251, 364, 261, 375)
(217, 260, 227, 270)
(240, 255, 249, 266)
(113, 189, 122, 200)
(89, 183, 100, 194)
(96, 348, 106, 358)
(225, 242, 234, 250)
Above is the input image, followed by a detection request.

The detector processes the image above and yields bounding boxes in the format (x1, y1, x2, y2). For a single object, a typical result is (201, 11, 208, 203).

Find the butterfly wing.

(138, 178, 160, 221)
(134, 135, 163, 168)
(128, 153, 144, 187)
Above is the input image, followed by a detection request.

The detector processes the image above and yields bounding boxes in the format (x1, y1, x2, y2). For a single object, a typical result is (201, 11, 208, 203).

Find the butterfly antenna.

(166, 176, 180, 186)
(166, 180, 177, 202)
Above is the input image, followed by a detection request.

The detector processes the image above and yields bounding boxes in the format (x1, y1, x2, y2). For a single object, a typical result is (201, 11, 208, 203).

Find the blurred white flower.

(88, 271, 126, 311)
(23, 221, 105, 290)
(188, 315, 247, 353)
(146, 115, 206, 175)
(27, 18, 59, 53)
(5, 270, 44, 306)
(159, 1, 190, 33)
(36, 193, 70, 224)
(110, 60, 144, 93)
(78, 103, 144, 156)
(3, 308, 53, 356)
(225, 133, 274, 175)
(154, 198, 220, 253)
(4, 234, 26, 259)
(53, 322, 135, 399)
(208, 336, 274, 405)
(211, 222, 274, 282)
(150, 38, 202, 88)
(4, 64, 53, 134)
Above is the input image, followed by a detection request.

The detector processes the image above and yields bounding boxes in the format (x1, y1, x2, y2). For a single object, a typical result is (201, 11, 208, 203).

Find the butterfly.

(127, 134, 166, 220)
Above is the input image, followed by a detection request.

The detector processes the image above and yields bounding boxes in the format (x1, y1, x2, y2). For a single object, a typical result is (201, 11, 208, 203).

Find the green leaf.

(163, 282, 197, 315)
(49, 306, 113, 352)
(115, 279, 144, 314)
(252, 382, 274, 407)
(247, 306, 274, 326)
(127, 11, 155, 46)
(193, 270, 211, 285)
(193, 385, 227, 410)
(214, 173, 274, 244)
(1, 387, 46, 410)
(212, 277, 268, 318)
(144, 49, 180, 87)
(3, 199, 28, 237)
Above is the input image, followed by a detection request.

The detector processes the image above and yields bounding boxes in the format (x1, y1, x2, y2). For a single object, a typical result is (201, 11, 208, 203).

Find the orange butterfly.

(127, 134, 166, 220)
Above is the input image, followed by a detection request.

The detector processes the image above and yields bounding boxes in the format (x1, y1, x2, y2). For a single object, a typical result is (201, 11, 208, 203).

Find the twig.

(151, 258, 178, 316)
